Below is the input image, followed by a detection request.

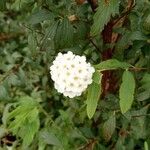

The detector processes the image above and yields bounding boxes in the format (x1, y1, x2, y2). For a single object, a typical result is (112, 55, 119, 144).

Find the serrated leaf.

(40, 130, 62, 147)
(94, 59, 131, 71)
(28, 9, 55, 25)
(140, 73, 150, 90)
(103, 114, 116, 142)
(137, 73, 150, 101)
(119, 71, 135, 113)
(11, 0, 34, 10)
(28, 32, 37, 53)
(54, 18, 74, 49)
(74, 22, 88, 41)
(86, 73, 103, 119)
(6, 96, 40, 147)
(0, 85, 8, 100)
(7, 74, 20, 86)
(130, 31, 148, 41)
(137, 90, 150, 101)
(22, 116, 40, 148)
(18, 68, 26, 85)
(2, 104, 13, 126)
(41, 21, 59, 50)
(91, 0, 119, 36)
(130, 106, 148, 139)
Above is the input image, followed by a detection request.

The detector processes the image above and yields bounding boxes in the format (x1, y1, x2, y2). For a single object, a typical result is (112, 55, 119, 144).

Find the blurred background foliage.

(0, 0, 150, 149)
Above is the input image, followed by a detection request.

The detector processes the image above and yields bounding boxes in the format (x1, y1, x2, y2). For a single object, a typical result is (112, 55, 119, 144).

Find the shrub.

(0, 0, 150, 149)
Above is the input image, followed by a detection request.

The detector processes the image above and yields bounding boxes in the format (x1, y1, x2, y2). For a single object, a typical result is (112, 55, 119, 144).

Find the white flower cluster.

(50, 51, 95, 98)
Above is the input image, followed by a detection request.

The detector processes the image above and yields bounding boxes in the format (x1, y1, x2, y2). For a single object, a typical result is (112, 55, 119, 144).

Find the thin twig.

(89, 38, 100, 52)
(132, 114, 150, 118)
(129, 67, 149, 72)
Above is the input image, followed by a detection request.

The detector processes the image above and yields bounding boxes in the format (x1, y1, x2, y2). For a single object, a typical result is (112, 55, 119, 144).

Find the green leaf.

(91, 0, 119, 36)
(86, 73, 103, 119)
(28, 32, 37, 53)
(119, 71, 135, 114)
(0, 85, 8, 100)
(0, 0, 6, 11)
(6, 96, 40, 147)
(140, 73, 150, 90)
(144, 141, 149, 150)
(54, 18, 74, 49)
(40, 130, 62, 147)
(7, 74, 20, 86)
(38, 140, 46, 150)
(94, 59, 131, 71)
(137, 90, 150, 101)
(137, 73, 150, 101)
(11, 0, 34, 11)
(41, 21, 59, 50)
(115, 138, 126, 150)
(28, 9, 55, 25)
(143, 14, 150, 33)
(93, 70, 101, 84)
(130, 106, 148, 139)
(22, 117, 40, 148)
(2, 104, 13, 127)
(103, 114, 116, 142)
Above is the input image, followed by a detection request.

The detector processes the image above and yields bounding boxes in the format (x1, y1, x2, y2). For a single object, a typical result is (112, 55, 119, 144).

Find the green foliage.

(144, 141, 149, 150)
(6, 96, 40, 148)
(102, 113, 116, 142)
(0, 0, 150, 149)
(0, 0, 6, 11)
(94, 59, 131, 70)
(119, 70, 135, 113)
(143, 14, 150, 33)
(86, 72, 102, 119)
(39, 129, 62, 147)
(28, 9, 55, 25)
(137, 73, 150, 101)
(91, 0, 119, 36)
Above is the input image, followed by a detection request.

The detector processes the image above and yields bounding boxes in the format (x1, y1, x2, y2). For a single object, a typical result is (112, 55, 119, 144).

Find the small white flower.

(50, 51, 95, 98)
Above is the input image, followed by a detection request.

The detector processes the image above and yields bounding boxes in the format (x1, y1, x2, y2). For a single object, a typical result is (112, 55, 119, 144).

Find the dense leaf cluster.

(0, 0, 150, 149)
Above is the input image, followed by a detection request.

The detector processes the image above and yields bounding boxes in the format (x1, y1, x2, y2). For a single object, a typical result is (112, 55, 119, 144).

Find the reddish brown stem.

(100, 0, 135, 97)
(87, 0, 98, 12)
(101, 21, 116, 97)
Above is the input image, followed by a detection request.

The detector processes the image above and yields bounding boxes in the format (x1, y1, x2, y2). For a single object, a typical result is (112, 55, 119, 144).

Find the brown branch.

(78, 139, 98, 150)
(87, 0, 98, 12)
(0, 32, 25, 42)
(129, 67, 149, 72)
(132, 114, 150, 118)
(101, 0, 135, 97)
